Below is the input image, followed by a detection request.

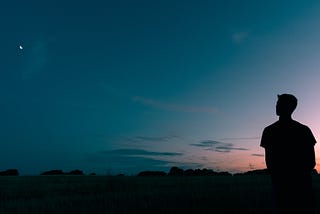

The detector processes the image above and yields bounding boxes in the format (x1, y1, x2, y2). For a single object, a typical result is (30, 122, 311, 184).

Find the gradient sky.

(2, 0, 320, 175)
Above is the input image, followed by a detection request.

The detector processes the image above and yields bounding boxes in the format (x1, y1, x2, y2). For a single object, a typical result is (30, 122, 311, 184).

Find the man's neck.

(279, 115, 293, 122)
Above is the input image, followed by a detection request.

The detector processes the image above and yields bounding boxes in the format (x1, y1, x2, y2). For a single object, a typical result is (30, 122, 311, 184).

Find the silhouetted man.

(260, 94, 317, 214)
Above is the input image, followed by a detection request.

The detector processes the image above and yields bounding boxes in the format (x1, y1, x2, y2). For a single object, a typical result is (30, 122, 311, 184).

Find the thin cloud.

(100, 149, 183, 156)
(252, 154, 264, 157)
(132, 96, 217, 113)
(190, 140, 221, 147)
(87, 154, 174, 174)
(191, 140, 248, 153)
(131, 134, 179, 143)
(231, 31, 250, 44)
(220, 137, 261, 141)
(214, 146, 248, 153)
(87, 148, 183, 175)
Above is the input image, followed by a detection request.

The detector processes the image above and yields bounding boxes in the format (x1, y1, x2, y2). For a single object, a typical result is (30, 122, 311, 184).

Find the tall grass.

(0, 175, 318, 214)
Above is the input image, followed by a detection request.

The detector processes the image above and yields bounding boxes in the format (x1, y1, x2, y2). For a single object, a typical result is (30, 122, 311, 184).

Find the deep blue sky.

(1, 0, 320, 175)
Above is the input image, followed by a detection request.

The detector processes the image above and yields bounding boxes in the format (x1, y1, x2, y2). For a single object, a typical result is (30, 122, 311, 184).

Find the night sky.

(2, 0, 320, 175)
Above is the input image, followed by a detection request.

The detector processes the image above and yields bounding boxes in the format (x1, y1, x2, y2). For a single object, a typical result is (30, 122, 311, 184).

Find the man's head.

(276, 94, 298, 117)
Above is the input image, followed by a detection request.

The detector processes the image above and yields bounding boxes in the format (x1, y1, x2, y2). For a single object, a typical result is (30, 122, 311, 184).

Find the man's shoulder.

(263, 120, 310, 129)
(292, 120, 311, 130)
(263, 121, 279, 131)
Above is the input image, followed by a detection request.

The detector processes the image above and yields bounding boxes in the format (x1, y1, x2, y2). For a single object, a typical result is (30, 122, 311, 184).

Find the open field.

(1, 175, 320, 214)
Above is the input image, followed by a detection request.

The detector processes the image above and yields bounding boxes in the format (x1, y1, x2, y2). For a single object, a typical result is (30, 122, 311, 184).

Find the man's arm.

(305, 126, 317, 170)
(260, 128, 273, 171)
(260, 128, 268, 148)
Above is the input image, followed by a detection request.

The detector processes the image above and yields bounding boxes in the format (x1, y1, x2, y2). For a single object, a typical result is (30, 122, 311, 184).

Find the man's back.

(261, 119, 316, 174)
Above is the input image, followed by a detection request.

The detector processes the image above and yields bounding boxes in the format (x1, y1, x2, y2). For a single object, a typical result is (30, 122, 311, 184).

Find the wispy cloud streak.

(132, 96, 217, 113)
(252, 154, 264, 157)
(87, 148, 183, 174)
(231, 31, 250, 44)
(191, 140, 248, 153)
(220, 137, 261, 141)
(100, 149, 183, 156)
(190, 140, 221, 147)
(128, 134, 179, 143)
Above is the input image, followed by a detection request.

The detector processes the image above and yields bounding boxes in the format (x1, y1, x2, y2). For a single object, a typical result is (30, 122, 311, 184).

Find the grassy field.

(0, 175, 319, 214)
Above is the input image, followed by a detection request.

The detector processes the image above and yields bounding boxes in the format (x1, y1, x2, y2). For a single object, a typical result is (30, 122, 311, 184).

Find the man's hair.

(277, 94, 298, 114)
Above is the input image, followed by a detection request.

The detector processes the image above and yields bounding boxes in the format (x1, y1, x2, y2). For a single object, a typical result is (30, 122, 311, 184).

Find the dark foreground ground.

(0, 175, 320, 214)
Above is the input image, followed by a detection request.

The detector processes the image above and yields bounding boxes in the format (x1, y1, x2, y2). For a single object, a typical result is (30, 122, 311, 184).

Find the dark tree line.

(40, 169, 84, 175)
(1, 167, 317, 177)
(138, 167, 319, 177)
(138, 166, 232, 177)
(0, 169, 19, 176)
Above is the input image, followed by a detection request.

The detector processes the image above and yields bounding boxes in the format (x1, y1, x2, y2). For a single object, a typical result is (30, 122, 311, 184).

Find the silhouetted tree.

(67, 169, 84, 175)
(194, 168, 219, 176)
(216, 171, 232, 176)
(40, 169, 64, 175)
(168, 166, 184, 176)
(0, 169, 19, 176)
(241, 168, 270, 176)
(184, 169, 195, 176)
(138, 171, 167, 177)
